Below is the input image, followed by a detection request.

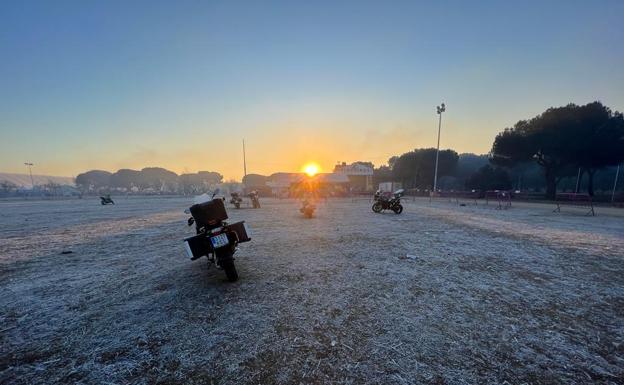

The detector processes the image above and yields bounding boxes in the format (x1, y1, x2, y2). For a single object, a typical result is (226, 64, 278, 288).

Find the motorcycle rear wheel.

(372, 202, 383, 213)
(221, 258, 239, 282)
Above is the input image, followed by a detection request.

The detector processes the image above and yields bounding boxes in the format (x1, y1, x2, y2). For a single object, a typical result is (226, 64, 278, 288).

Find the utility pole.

(242, 139, 247, 178)
(575, 167, 581, 193)
(432, 103, 446, 194)
(24, 162, 34, 188)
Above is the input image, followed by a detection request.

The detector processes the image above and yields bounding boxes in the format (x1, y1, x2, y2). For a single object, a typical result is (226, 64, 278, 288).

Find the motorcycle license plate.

(210, 233, 229, 249)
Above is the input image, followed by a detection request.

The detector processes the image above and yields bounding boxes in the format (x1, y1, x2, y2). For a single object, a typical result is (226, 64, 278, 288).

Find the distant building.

(333, 162, 374, 192)
(267, 173, 305, 197)
(378, 182, 402, 193)
(267, 172, 351, 197)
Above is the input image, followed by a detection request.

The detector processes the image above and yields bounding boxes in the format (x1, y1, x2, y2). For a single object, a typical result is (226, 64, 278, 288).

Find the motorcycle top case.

(224, 221, 251, 243)
(190, 198, 228, 229)
(183, 234, 211, 260)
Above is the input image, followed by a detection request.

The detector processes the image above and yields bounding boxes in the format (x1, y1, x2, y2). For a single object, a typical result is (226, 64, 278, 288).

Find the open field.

(1, 196, 623, 385)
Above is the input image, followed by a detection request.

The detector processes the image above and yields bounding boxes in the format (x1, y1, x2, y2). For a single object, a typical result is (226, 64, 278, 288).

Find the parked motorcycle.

(300, 200, 316, 218)
(372, 189, 404, 214)
(100, 194, 114, 205)
(184, 190, 251, 282)
(248, 190, 261, 209)
(230, 192, 243, 209)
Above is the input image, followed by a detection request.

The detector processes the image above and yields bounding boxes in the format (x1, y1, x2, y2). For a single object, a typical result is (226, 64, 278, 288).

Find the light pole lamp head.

(437, 103, 446, 114)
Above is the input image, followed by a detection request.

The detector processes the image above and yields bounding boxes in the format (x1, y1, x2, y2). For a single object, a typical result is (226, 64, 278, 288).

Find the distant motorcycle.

(248, 190, 261, 209)
(300, 200, 316, 218)
(184, 190, 251, 282)
(100, 195, 114, 205)
(372, 189, 404, 214)
(230, 192, 243, 209)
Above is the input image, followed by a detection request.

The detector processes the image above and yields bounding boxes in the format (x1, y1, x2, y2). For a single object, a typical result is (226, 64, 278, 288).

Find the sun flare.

(303, 163, 320, 177)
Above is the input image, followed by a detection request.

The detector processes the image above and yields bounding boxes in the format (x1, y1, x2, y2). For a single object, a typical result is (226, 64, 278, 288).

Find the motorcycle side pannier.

(190, 199, 228, 229)
(184, 234, 211, 260)
(225, 221, 251, 243)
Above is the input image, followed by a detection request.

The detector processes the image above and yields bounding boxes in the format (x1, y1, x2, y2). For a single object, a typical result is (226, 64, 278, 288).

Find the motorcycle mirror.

(184, 208, 191, 214)
(212, 188, 220, 199)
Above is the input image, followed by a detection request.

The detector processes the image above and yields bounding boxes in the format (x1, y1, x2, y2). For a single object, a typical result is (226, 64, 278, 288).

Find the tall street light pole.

(433, 103, 446, 194)
(24, 162, 34, 188)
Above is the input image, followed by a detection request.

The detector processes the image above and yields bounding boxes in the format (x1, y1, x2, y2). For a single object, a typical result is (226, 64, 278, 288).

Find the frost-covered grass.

(1, 197, 623, 384)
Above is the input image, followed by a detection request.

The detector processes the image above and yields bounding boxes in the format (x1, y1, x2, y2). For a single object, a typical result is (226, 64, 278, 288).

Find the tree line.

(373, 101, 623, 198)
(0, 179, 79, 197)
(71, 102, 623, 199)
(75, 167, 223, 194)
(491, 101, 624, 198)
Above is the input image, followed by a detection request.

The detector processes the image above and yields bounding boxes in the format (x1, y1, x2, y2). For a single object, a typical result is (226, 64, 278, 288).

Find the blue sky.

(1, 0, 623, 179)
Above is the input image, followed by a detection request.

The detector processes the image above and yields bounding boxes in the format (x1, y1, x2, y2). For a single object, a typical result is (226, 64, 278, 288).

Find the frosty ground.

(1, 196, 623, 385)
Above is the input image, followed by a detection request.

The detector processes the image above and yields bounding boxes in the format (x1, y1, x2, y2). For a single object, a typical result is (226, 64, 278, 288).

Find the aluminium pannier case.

(183, 234, 211, 260)
(225, 221, 251, 243)
(190, 199, 228, 229)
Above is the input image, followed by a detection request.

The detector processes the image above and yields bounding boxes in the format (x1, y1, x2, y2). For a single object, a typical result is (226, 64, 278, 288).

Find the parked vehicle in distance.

(184, 190, 251, 282)
(248, 190, 261, 208)
(372, 189, 404, 214)
(230, 192, 243, 209)
(100, 194, 114, 205)
(300, 199, 316, 218)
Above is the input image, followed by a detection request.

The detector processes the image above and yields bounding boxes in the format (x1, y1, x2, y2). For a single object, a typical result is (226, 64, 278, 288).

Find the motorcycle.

(248, 190, 261, 209)
(230, 192, 243, 209)
(183, 190, 251, 282)
(300, 199, 316, 218)
(100, 194, 114, 205)
(372, 189, 404, 214)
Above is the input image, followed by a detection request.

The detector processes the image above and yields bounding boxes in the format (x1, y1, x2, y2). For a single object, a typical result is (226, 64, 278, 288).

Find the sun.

(303, 163, 320, 177)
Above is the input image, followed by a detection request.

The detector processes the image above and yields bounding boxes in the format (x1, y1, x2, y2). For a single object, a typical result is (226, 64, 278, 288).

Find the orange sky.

(3, 110, 492, 180)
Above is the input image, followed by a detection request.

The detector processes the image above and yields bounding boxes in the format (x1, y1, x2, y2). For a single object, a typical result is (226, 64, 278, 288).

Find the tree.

(138, 167, 178, 191)
(391, 148, 458, 189)
(491, 102, 624, 198)
(568, 102, 624, 195)
(110, 169, 141, 190)
(455, 153, 489, 180)
(0, 180, 18, 195)
(178, 173, 202, 195)
(373, 165, 393, 187)
(465, 165, 512, 191)
(491, 119, 562, 198)
(242, 174, 268, 187)
(196, 171, 223, 186)
(387, 156, 399, 170)
(178, 171, 223, 194)
(42, 180, 62, 196)
(75, 170, 112, 191)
